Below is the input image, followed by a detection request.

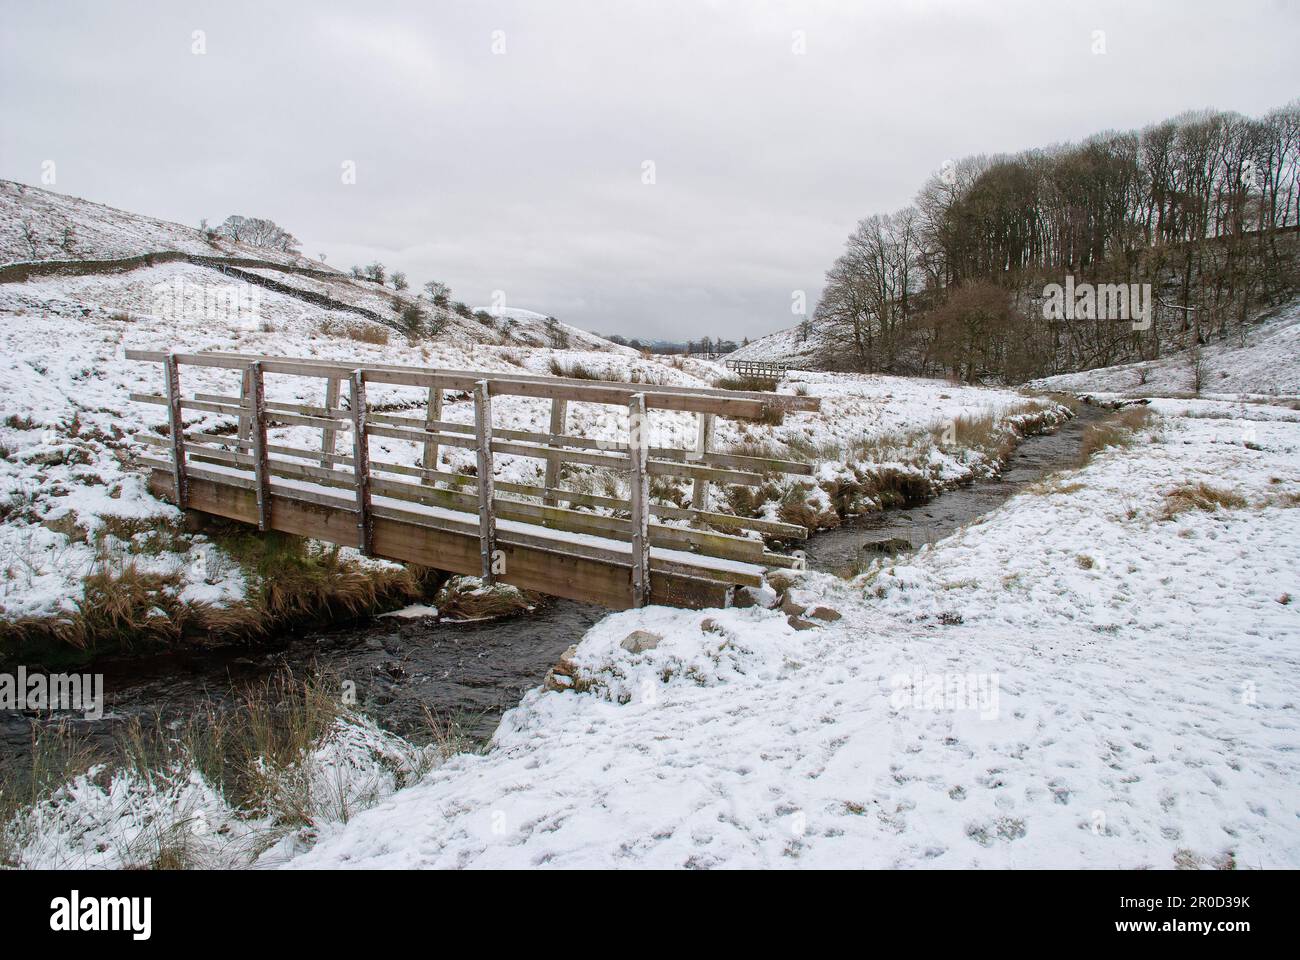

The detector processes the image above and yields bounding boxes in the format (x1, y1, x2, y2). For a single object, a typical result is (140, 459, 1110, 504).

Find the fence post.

(421, 383, 443, 483)
(163, 352, 188, 509)
(628, 393, 650, 608)
(320, 377, 339, 469)
(349, 369, 373, 556)
(542, 397, 568, 506)
(474, 380, 497, 582)
(690, 411, 715, 513)
(249, 361, 271, 532)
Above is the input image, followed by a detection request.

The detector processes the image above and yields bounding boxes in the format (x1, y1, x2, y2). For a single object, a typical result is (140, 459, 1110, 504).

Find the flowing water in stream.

(0, 403, 1104, 791)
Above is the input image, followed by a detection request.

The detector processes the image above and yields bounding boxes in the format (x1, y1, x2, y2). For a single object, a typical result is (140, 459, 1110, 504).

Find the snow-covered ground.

(283, 400, 1299, 869)
(1028, 301, 1300, 399)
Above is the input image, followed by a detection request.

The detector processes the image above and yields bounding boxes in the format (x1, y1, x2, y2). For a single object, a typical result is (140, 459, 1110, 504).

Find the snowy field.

(282, 401, 1300, 869)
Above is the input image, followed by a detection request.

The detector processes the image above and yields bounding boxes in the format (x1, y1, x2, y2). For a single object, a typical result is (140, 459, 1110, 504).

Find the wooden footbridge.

(723, 358, 791, 388)
(126, 350, 820, 610)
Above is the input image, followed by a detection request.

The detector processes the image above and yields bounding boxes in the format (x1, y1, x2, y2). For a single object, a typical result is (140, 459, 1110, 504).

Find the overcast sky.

(2, 0, 1297, 341)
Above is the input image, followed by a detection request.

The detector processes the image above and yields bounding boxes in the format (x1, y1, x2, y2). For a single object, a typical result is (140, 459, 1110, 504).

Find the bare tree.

(213, 215, 301, 254)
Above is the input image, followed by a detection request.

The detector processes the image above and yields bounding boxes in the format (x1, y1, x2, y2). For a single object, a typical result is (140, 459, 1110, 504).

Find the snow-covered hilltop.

(0, 180, 628, 354)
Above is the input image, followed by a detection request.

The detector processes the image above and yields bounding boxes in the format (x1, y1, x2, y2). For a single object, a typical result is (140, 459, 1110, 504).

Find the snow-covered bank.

(285, 402, 1299, 869)
(3, 712, 441, 869)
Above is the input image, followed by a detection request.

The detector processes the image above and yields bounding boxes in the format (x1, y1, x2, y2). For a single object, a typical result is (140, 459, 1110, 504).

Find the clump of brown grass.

(1, 671, 467, 868)
(713, 374, 778, 392)
(433, 576, 535, 620)
(548, 358, 602, 380)
(1078, 407, 1153, 464)
(317, 318, 389, 345)
(1160, 482, 1247, 520)
(1, 527, 428, 663)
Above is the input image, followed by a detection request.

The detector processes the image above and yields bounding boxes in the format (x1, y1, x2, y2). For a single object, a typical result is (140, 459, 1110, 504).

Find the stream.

(0, 402, 1104, 792)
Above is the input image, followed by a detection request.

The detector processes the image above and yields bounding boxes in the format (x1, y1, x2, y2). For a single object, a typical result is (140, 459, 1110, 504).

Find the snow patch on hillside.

(1029, 300, 1300, 398)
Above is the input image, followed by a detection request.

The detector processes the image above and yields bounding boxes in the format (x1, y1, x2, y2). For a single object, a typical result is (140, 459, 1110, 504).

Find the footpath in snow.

(286, 401, 1300, 869)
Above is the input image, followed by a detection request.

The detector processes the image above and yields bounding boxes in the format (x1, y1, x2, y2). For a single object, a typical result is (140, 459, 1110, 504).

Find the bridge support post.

(628, 393, 650, 608)
(249, 361, 272, 532)
(690, 411, 715, 514)
(163, 352, 188, 509)
(421, 384, 443, 483)
(320, 377, 339, 469)
(474, 379, 497, 582)
(542, 397, 568, 506)
(349, 369, 373, 556)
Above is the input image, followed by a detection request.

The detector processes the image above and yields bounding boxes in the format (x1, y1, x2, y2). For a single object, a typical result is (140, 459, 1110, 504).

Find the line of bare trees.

(812, 101, 1300, 382)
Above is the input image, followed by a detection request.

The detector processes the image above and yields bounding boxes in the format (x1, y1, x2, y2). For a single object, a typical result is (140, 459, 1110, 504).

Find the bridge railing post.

(237, 367, 253, 445)
(349, 369, 373, 556)
(163, 352, 188, 509)
(542, 397, 568, 506)
(320, 377, 339, 469)
(249, 361, 272, 532)
(473, 380, 497, 582)
(628, 393, 650, 608)
(689, 411, 715, 514)
(421, 384, 443, 483)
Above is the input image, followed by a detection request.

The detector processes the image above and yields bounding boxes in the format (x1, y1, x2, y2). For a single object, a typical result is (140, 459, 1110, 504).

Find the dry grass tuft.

(433, 576, 535, 621)
(1078, 407, 1153, 464)
(1160, 482, 1247, 520)
(713, 374, 778, 392)
(317, 318, 390, 345)
(548, 358, 601, 380)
